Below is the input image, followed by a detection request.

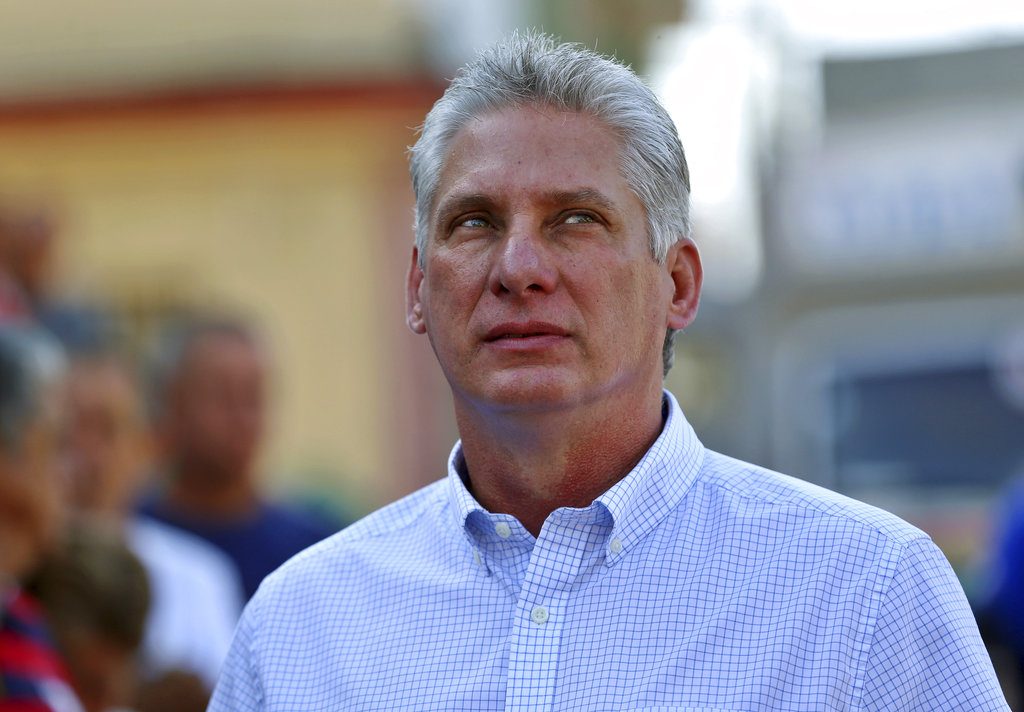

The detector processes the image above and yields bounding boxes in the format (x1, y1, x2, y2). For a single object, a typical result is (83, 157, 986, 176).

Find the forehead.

(434, 106, 630, 210)
(69, 361, 138, 412)
(184, 332, 261, 366)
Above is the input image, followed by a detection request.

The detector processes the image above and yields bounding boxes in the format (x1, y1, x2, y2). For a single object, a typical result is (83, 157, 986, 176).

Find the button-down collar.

(446, 390, 705, 568)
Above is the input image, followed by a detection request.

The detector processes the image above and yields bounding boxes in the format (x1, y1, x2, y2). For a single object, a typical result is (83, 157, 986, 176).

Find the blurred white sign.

(779, 122, 1024, 275)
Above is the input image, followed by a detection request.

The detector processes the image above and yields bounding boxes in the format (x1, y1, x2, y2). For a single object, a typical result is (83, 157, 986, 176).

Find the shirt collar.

(447, 444, 487, 538)
(594, 390, 705, 561)
(446, 390, 705, 560)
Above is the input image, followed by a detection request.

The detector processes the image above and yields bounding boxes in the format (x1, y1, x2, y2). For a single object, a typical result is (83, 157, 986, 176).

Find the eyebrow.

(434, 194, 496, 223)
(542, 189, 617, 212)
(435, 188, 618, 221)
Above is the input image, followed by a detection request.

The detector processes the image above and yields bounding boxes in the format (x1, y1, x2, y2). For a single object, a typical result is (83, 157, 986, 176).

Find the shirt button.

(609, 537, 623, 554)
(531, 605, 549, 625)
(495, 522, 512, 539)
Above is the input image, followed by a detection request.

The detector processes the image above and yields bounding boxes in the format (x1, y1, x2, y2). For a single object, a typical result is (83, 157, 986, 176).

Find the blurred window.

(832, 362, 1024, 491)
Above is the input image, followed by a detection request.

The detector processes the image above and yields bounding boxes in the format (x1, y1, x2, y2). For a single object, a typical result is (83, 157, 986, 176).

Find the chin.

(467, 368, 585, 412)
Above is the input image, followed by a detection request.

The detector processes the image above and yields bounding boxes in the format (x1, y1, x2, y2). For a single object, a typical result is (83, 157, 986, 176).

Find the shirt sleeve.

(207, 598, 264, 712)
(860, 536, 1009, 711)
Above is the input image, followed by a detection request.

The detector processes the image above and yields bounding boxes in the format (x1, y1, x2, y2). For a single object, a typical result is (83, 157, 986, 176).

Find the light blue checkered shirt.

(209, 392, 1007, 711)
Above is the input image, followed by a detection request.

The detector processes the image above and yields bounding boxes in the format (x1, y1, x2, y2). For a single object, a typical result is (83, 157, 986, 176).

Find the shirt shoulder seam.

(306, 479, 450, 549)
(698, 453, 929, 547)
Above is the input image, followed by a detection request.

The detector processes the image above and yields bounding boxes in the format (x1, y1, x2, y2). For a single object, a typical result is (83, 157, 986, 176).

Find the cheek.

(587, 262, 651, 318)
(594, 265, 668, 351)
(424, 255, 488, 320)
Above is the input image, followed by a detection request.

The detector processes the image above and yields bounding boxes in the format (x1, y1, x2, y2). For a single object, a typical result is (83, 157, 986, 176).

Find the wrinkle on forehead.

(431, 107, 631, 226)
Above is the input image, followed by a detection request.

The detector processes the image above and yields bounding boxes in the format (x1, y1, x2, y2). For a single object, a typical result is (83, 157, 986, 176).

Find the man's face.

(66, 361, 149, 515)
(0, 385, 67, 580)
(165, 334, 266, 482)
(407, 106, 700, 415)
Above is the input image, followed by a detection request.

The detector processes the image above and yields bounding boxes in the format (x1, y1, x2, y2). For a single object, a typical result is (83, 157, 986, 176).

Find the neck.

(164, 463, 259, 519)
(455, 387, 665, 536)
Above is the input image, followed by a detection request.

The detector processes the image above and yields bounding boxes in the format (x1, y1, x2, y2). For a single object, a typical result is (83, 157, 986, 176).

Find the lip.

(483, 321, 571, 346)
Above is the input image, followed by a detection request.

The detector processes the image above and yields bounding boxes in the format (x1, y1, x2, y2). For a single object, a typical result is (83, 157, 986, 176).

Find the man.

(210, 32, 1007, 710)
(65, 352, 242, 699)
(140, 318, 335, 600)
(0, 202, 54, 322)
(0, 325, 83, 712)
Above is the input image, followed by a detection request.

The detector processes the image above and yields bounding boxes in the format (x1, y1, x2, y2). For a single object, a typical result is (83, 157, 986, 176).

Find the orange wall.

(0, 84, 457, 514)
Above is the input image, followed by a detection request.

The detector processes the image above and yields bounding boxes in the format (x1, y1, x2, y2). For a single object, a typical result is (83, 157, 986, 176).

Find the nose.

(490, 222, 558, 297)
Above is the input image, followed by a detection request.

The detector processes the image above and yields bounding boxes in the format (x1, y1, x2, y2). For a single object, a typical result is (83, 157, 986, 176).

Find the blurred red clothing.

(0, 590, 82, 712)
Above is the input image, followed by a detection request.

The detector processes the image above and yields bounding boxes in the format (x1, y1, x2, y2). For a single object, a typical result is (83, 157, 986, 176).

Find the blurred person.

(64, 352, 243, 699)
(0, 202, 56, 322)
(977, 469, 1024, 705)
(210, 32, 1007, 710)
(0, 324, 82, 712)
(27, 518, 149, 712)
(0, 197, 106, 354)
(140, 318, 336, 600)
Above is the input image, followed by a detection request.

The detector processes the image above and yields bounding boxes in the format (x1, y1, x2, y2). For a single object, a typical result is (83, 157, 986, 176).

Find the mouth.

(483, 322, 570, 343)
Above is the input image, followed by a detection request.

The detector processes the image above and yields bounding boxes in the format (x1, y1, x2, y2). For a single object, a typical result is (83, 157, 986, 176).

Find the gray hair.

(408, 31, 693, 375)
(0, 325, 66, 451)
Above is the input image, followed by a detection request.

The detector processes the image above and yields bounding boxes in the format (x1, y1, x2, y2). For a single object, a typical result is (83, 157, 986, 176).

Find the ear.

(665, 238, 703, 331)
(406, 246, 427, 335)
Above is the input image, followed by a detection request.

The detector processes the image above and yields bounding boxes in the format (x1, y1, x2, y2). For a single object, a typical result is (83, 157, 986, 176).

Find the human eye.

(443, 213, 496, 243)
(563, 212, 598, 225)
(457, 216, 491, 229)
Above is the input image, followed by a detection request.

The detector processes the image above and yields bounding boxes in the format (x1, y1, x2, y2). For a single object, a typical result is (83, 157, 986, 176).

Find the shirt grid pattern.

(210, 391, 1008, 711)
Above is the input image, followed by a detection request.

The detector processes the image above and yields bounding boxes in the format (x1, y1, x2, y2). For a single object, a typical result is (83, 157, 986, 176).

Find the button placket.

(506, 508, 609, 711)
(507, 596, 562, 711)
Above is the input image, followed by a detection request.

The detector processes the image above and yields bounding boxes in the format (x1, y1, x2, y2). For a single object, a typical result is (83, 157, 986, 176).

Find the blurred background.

(1, 0, 1023, 703)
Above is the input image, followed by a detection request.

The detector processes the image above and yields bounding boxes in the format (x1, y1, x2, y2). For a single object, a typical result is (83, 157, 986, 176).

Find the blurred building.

(770, 41, 1024, 580)
(0, 1, 466, 514)
(653, 0, 1024, 583)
